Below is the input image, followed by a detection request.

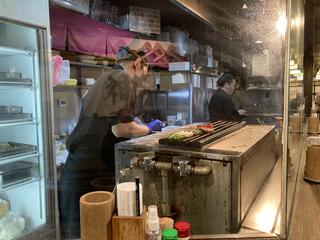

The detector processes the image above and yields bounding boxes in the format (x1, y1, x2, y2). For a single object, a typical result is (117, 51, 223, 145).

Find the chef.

(58, 45, 162, 238)
(209, 72, 247, 122)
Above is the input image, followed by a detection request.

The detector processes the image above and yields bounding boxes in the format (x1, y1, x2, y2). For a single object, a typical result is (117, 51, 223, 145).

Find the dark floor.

(288, 147, 320, 240)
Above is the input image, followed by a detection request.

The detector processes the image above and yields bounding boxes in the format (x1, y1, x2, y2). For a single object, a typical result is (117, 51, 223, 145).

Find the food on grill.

(159, 121, 246, 147)
(197, 123, 214, 133)
(168, 128, 203, 140)
(168, 130, 194, 140)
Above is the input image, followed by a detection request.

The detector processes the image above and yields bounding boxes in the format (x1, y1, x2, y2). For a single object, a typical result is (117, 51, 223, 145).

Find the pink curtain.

(50, 6, 136, 57)
(50, 6, 68, 50)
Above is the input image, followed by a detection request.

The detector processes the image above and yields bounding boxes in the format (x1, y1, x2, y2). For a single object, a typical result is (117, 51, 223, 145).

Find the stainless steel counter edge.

(115, 125, 275, 163)
(190, 232, 278, 239)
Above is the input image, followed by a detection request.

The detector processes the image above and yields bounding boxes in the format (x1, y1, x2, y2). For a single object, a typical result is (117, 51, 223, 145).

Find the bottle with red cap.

(174, 221, 190, 240)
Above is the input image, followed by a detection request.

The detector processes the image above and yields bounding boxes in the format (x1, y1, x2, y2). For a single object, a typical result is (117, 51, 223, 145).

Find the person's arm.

(112, 121, 150, 138)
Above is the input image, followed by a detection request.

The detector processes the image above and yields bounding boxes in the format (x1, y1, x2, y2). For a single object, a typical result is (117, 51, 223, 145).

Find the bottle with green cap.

(162, 228, 178, 240)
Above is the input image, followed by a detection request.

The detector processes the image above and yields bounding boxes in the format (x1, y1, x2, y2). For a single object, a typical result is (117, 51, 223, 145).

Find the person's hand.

(238, 109, 247, 116)
(147, 119, 164, 132)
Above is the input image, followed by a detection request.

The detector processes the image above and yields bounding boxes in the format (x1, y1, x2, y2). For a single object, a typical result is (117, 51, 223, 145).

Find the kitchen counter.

(115, 124, 277, 235)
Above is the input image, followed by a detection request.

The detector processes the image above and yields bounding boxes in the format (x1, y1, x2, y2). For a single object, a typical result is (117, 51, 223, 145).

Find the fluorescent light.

(255, 40, 263, 44)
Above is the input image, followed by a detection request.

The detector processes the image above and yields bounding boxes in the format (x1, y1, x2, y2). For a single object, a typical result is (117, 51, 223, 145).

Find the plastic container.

(160, 217, 174, 230)
(65, 79, 78, 86)
(52, 55, 63, 86)
(162, 229, 178, 240)
(174, 221, 190, 240)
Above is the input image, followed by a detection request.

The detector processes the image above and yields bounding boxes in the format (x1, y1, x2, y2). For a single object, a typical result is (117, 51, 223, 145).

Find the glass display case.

(0, 20, 55, 239)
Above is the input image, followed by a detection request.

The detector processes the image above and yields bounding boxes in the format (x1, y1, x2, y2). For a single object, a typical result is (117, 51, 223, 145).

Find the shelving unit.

(53, 84, 91, 90)
(246, 86, 282, 91)
(70, 60, 112, 69)
(53, 58, 109, 137)
(0, 29, 47, 237)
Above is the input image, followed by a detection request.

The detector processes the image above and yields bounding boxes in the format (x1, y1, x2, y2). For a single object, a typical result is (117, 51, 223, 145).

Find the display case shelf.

(0, 118, 36, 127)
(0, 177, 40, 191)
(0, 152, 39, 164)
(0, 79, 33, 86)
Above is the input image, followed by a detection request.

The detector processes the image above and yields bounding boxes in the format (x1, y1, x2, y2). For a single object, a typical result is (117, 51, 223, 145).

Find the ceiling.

(107, 0, 286, 71)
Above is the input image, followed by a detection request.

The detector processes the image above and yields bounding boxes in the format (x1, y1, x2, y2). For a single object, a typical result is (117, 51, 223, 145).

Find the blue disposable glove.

(147, 119, 164, 132)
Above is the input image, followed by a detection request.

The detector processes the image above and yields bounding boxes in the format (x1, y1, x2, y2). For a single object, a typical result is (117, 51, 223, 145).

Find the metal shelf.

(0, 177, 40, 191)
(247, 113, 282, 117)
(53, 85, 92, 90)
(0, 80, 34, 89)
(70, 61, 112, 69)
(0, 45, 35, 57)
(0, 152, 39, 165)
(246, 86, 282, 91)
(0, 118, 36, 127)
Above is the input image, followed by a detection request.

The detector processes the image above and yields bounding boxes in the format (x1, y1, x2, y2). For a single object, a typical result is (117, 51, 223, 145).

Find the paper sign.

(129, 6, 161, 34)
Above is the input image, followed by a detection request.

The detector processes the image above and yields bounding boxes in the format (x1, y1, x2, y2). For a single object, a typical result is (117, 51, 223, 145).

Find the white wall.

(0, 0, 50, 28)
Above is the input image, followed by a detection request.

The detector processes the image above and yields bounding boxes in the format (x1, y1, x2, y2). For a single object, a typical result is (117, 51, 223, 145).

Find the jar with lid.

(162, 229, 178, 240)
(174, 221, 190, 240)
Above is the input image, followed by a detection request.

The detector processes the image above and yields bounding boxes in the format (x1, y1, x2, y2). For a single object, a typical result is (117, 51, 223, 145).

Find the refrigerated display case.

(0, 19, 56, 240)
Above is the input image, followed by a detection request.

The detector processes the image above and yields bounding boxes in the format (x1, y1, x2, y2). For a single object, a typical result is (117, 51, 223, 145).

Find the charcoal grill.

(159, 121, 246, 148)
(116, 124, 276, 235)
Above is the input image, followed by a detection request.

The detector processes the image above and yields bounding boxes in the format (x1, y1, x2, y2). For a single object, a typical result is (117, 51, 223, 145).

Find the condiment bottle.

(174, 221, 190, 240)
(160, 217, 174, 230)
(162, 229, 178, 240)
(146, 205, 161, 240)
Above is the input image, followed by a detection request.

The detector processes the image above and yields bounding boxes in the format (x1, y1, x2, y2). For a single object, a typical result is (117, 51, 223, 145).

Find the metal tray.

(159, 121, 246, 148)
(0, 113, 32, 121)
(0, 72, 22, 79)
(0, 161, 34, 187)
(0, 142, 37, 158)
(0, 105, 22, 114)
(0, 77, 33, 85)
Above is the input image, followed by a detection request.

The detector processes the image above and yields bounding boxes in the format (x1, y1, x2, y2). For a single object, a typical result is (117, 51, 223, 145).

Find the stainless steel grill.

(159, 121, 246, 148)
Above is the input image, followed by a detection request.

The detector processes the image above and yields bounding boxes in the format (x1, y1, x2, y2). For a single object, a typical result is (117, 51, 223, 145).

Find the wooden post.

(303, 0, 315, 116)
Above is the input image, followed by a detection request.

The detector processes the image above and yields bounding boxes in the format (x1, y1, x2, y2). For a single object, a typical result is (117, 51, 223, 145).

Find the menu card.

(129, 6, 161, 34)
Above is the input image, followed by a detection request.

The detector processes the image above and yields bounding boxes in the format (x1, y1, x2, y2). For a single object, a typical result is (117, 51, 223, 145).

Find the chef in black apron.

(58, 46, 155, 238)
(209, 72, 247, 122)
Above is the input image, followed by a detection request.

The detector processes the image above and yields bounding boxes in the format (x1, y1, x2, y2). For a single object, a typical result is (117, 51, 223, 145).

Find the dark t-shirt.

(65, 112, 134, 172)
(209, 88, 241, 122)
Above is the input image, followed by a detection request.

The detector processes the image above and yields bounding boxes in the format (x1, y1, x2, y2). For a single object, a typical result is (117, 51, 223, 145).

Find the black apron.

(58, 116, 126, 238)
